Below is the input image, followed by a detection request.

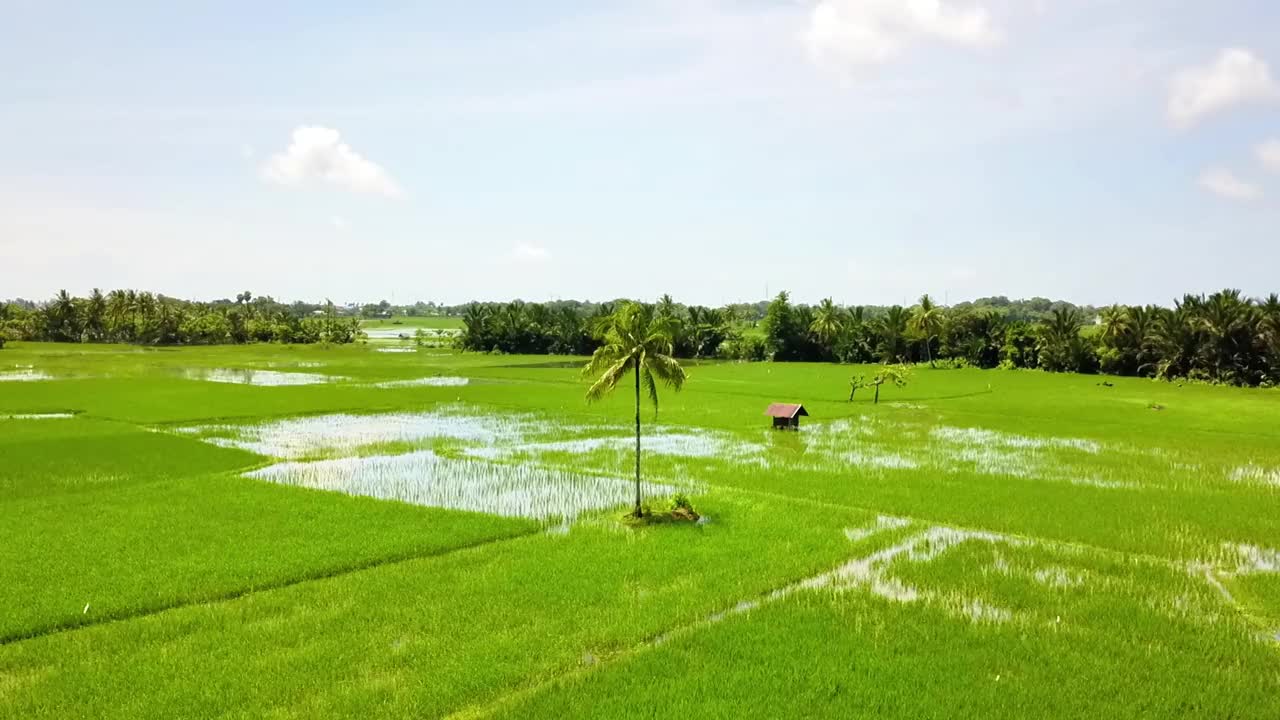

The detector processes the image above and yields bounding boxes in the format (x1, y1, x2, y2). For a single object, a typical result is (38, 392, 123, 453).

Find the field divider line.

(0, 526, 542, 647)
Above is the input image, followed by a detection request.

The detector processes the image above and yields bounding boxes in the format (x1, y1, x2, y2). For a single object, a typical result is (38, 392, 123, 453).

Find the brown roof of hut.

(764, 403, 809, 419)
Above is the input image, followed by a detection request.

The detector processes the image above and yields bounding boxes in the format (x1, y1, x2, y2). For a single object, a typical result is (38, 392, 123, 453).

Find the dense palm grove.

(0, 290, 360, 346)
(5, 287, 1277, 387)
(458, 290, 1280, 387)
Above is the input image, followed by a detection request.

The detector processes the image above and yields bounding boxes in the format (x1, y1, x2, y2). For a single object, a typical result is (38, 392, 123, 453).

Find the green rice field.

(2, 341, 1279, 718)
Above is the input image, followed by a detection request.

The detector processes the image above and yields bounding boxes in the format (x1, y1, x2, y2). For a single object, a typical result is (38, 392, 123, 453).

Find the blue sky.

(3, 0, 1279, 306)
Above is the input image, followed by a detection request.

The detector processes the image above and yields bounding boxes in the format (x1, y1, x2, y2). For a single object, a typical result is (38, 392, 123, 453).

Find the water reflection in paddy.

(249, 450, 674, 522)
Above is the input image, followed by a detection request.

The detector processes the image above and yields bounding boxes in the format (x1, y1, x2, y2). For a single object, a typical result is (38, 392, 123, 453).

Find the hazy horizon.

(4, 285, 1264, 312)
(5, 1, 1279, 307)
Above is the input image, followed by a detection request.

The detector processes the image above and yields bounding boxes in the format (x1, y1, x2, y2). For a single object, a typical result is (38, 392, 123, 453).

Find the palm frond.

(585, 356, 632, 402)
(582, 342, 626, 377)
(644, 351, 687, 391)
(642, 365, 659, 416)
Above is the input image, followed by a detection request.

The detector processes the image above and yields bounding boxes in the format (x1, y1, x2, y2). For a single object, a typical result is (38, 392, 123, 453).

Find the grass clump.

(621, 493, 701, 525)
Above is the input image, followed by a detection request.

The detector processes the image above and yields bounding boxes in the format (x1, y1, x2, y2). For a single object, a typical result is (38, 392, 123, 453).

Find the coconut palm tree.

(82, 288, 107, 342)
(583, 302, 687, 518)
(1196, 289, 1255, 382)
(1124, 305, 1158, 375)
(1146, 303, 1200, 379)
(809, 297, 844, 357)
(875, 306, 910, 363)
(686, 306, 729, 359)
(1037, 307, 1085, 372)
(836, 306, 871, 363)
(44, 290, 80, 342)
(909, 294, 943, 367)
(1260, 294, 1280, 348)
(105, 289, 133, 343)
(1261, 293, 1280, 382)
(1098, 305, 1129, 346)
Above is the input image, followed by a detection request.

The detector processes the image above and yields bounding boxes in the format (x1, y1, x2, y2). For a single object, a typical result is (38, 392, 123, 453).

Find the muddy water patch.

(182, 408, 541, 459)
(373, 377, 469, 388)
(930, 426, 1101, 454)
(467, 429, 758, 463)
(1033, 566, 1084, 588)
(1224, 543, 1280, 575)
(1228, 465, 1280, 489)
(181, 368, 343, 386)
(667, 523, 1025, 639)
(247, 450, 675, 522)
(803, 416, 1126, 488)
(839, 451, 918, 470)
(0, 370, 52, 382)
(801, 525, 1024, 623)
(951, 597, 1012, 624)
(844, 515, 912, 542)
(1067, 476, 1139, 490)
(363, 328, 415, 340)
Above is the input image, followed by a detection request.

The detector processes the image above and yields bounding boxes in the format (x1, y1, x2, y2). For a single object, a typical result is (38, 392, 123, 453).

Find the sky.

(2, 0, 1279, 307)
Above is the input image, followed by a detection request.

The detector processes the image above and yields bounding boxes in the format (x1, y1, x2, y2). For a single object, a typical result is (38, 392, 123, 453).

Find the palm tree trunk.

(874, 383, 880, 404)
(925, 337, 934, 367)
(634, 357, 642, 517)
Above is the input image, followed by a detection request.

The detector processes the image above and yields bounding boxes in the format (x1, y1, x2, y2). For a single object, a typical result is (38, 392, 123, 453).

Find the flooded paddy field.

(2, 341, 1279, 718)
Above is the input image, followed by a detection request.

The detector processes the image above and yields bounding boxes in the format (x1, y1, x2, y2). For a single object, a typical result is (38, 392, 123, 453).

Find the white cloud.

(1257, 139, 1280, 173)
(804, 0, 999, 70)
(1198, 168, 1262, 201)
(508, 242, 550, 263)
(1168, 48, 1279, 129)
(330, 215, 349, 231)
(262, 126, 402, 197)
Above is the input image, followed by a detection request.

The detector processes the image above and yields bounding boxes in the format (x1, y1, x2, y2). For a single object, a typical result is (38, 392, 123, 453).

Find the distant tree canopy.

(453, 289, 1280, 388)
(0, 289, 361, 346)
(8, 287, 1279, 387)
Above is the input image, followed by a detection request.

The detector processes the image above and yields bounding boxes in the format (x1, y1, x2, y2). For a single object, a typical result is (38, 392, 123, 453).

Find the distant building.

(765, 403, 808, 431)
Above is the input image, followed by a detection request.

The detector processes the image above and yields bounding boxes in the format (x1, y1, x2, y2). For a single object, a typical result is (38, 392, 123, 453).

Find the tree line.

(458, 289, 1280, 387)
(0, 290, 361, 346)
(8, 287, 1277, 387)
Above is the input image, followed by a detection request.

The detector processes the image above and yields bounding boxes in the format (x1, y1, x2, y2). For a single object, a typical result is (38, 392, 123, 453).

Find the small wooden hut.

(765, 403, 808, 431)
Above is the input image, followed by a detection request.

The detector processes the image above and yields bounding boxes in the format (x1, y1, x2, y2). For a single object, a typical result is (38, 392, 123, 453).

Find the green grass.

(1, 341, 1278, 717)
